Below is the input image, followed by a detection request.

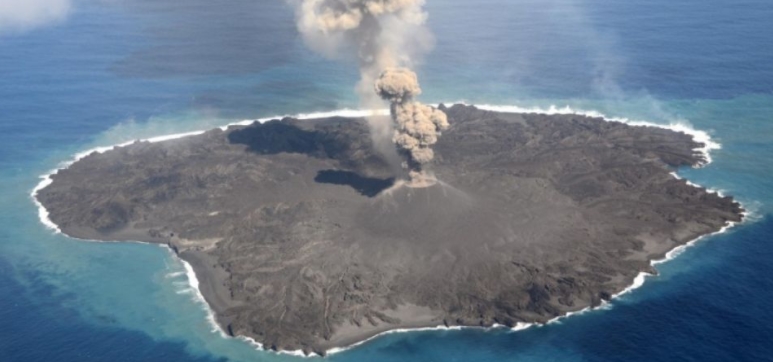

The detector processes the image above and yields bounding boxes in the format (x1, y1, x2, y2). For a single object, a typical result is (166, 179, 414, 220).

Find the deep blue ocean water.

(1, 0, 772, 361)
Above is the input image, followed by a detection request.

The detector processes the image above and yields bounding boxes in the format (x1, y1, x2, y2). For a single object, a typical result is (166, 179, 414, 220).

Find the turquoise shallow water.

(1, 0, 772, 361)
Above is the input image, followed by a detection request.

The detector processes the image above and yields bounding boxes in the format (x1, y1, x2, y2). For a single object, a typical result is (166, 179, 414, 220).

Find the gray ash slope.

(37, 104, 743, 355)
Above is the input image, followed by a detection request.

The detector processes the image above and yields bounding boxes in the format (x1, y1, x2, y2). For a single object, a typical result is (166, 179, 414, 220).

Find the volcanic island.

(36, 104, 743, 355)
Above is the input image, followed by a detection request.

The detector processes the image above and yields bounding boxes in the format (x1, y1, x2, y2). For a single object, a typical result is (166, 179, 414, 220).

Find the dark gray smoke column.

(287, 0, 448, 182)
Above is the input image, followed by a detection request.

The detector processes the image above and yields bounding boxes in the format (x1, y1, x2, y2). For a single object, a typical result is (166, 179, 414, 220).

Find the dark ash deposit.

(36, 104, 744, 355)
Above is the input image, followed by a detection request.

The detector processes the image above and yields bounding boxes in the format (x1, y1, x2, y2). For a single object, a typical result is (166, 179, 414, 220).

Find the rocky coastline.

(35, 104, 744, 355)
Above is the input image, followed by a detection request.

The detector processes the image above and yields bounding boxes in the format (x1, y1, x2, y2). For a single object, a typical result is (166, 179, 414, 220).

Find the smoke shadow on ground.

(314, 170, 394, 197)
(227, 120, 347, 158)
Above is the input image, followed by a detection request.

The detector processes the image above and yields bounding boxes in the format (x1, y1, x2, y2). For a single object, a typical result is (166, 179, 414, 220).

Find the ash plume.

(287, 0, 447, 181)
(375, 67, 448, 178)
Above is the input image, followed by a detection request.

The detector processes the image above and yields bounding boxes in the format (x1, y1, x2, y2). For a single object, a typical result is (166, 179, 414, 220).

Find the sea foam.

(471, 103, 720, 167)
(29, 102, 716, 234)
(29, 103, 743, 357)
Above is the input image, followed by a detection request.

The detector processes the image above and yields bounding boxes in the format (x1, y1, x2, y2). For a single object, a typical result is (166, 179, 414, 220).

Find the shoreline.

(29, 104, 747, 357)
(472, 103, 720, 166)
(324, 212, 748, 357)
(175, 249, 228, 337)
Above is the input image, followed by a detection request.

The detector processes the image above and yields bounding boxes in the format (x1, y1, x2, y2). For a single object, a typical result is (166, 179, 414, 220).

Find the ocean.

(1, 0, 772, 361)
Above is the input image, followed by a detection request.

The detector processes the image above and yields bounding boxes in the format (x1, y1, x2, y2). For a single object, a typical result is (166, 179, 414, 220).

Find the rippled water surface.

(1, 0, 772, 361)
